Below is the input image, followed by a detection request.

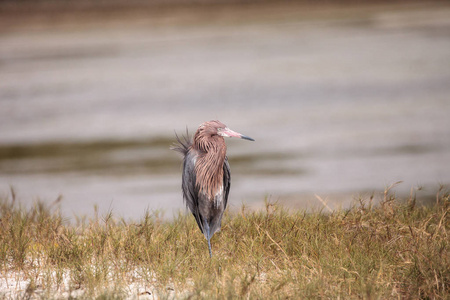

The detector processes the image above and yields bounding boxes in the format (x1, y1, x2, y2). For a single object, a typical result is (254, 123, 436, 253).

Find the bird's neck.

(194, 136, 227, 200)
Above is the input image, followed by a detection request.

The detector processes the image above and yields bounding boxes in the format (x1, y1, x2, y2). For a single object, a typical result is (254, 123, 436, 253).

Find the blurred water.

(1, 2, 449, 219)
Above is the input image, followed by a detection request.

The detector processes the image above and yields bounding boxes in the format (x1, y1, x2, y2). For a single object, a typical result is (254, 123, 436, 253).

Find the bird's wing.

(223, 157, 231, 210)
(182, 150, 204, 234)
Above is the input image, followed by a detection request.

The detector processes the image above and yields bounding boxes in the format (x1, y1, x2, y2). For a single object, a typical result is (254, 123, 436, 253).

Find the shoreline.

(1, 1, 445, 32)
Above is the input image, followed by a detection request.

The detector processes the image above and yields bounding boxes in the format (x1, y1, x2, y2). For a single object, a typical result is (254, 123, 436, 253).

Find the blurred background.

(1, 0, 449, 220)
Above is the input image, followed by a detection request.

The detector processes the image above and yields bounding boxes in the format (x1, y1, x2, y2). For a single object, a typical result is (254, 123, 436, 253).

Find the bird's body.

(172, 120, 254, 257)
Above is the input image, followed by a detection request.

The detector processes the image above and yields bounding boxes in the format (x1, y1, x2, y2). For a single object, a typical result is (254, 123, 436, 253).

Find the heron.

(172, 120, 254, 257)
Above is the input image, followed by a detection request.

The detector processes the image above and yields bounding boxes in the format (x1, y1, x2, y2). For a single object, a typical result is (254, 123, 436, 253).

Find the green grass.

(0, 186, 448, 299)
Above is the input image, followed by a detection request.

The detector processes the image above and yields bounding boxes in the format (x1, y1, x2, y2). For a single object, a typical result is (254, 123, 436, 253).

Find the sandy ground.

(0, 268, 165, 299)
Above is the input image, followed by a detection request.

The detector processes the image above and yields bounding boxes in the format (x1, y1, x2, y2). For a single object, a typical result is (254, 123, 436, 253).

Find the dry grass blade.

(315, 194, 333, 213)
(0, 187, 448, 299)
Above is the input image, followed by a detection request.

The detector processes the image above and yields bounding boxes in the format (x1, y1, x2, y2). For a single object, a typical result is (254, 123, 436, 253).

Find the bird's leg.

(207, 237, 212, 258)
(203, 218, 212, 258)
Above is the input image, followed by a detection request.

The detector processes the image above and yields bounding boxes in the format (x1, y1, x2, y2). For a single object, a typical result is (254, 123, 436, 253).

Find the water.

(1, 2, 449, 220)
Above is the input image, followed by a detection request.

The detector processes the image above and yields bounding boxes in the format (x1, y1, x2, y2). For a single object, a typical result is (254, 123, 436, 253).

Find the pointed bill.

(219, 127, 255, 141)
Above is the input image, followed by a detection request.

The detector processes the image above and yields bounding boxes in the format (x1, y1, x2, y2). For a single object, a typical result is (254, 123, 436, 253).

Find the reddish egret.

(172, 120, 254, 257)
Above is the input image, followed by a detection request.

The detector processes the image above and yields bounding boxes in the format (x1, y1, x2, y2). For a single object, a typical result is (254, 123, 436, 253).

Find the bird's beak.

(220, 127, 255, 141)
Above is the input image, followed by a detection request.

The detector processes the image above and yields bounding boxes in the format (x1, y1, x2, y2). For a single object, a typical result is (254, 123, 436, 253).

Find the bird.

(172, 120, 254, 257)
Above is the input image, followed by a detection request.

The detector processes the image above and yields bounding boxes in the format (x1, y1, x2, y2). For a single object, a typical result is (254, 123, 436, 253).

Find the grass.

(0, 186, 448, 299)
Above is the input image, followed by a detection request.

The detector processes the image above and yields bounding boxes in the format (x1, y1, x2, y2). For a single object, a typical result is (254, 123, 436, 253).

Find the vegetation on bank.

(0, 186, 448, 299)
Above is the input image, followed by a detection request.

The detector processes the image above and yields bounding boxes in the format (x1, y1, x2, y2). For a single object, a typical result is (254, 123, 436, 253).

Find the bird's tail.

(171, 129, 192, 155)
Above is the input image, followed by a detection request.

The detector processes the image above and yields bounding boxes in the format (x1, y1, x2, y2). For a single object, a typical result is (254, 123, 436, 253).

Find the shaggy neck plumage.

(193, 132, 226, 200)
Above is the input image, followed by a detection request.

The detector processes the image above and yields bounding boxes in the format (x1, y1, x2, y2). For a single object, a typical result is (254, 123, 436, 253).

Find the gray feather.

(172, 132, 231, 242)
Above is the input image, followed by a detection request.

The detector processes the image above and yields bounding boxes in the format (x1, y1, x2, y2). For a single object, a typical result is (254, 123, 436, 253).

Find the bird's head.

(197, 120, 255, 142)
